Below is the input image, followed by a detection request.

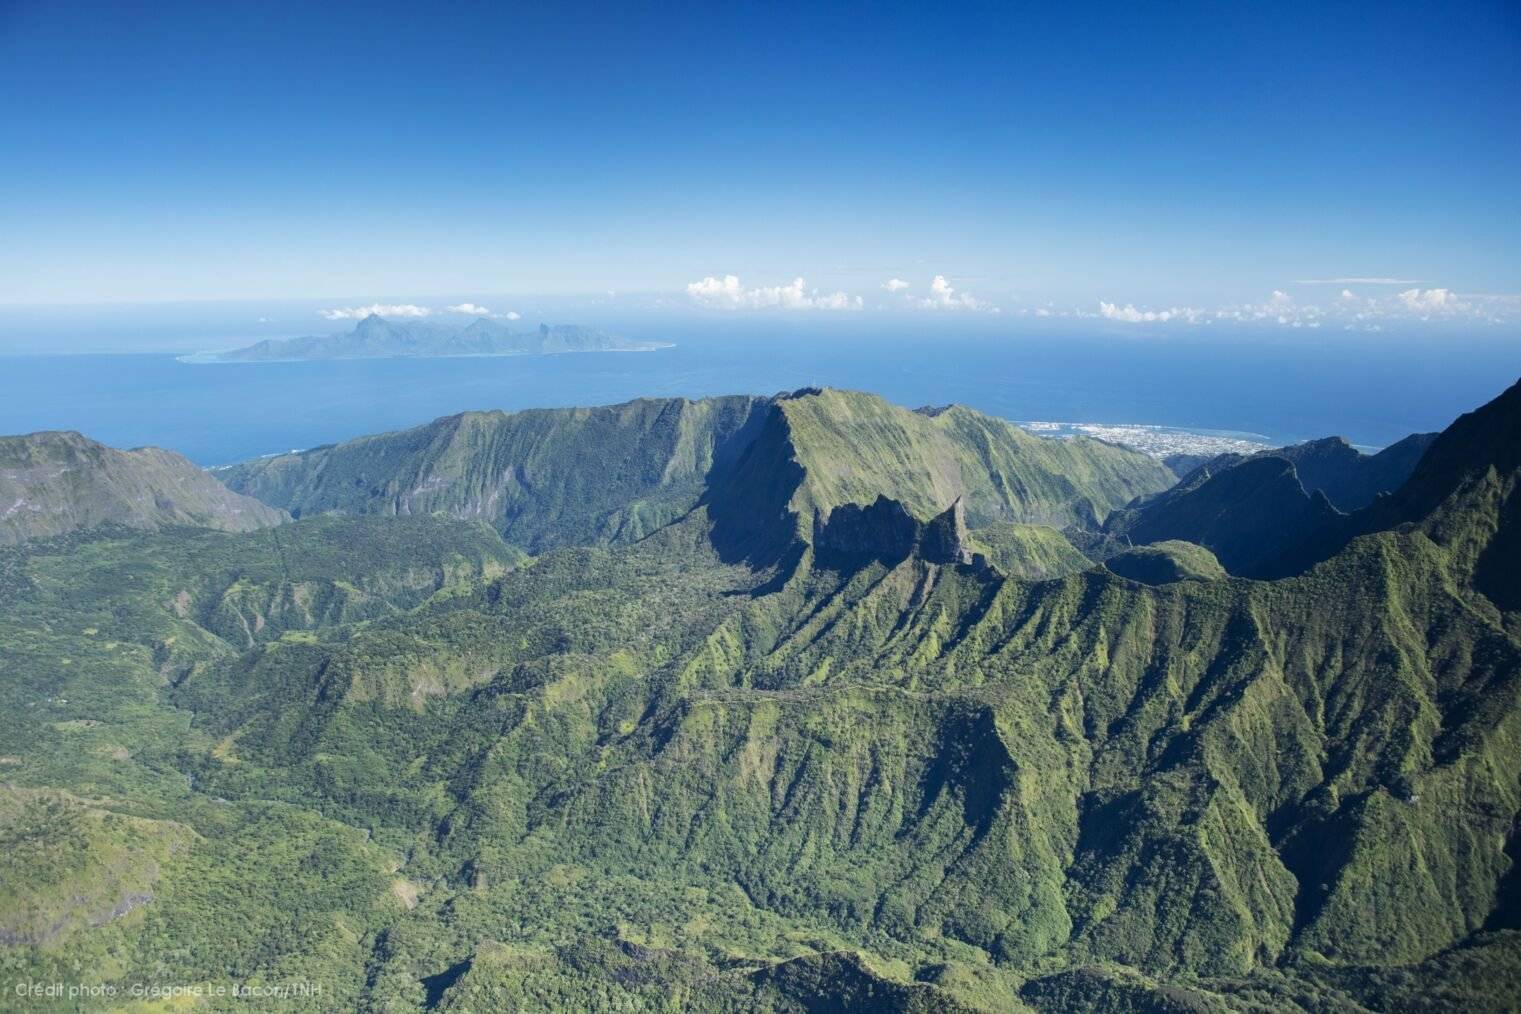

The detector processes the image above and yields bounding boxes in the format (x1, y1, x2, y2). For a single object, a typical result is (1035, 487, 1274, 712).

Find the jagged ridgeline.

(1, 381, 1519, 1011)
(221, 388, 1174, 555)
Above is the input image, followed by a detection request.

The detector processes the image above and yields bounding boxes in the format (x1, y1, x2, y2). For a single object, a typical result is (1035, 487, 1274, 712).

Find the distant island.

(181, 313, 673, 363)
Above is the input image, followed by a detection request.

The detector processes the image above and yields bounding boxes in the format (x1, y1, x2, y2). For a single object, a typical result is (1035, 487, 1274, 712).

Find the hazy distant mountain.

(185, 314, 671, 362)
(0, 431, 285, 543)
(1110, 430, 1441, 576)
(1103, 454, 1342, 576)
(1176, 431, 1438, 512)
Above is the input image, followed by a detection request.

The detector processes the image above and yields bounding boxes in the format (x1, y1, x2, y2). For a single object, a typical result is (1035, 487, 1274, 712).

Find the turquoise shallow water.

(1, 329, 1517, 465)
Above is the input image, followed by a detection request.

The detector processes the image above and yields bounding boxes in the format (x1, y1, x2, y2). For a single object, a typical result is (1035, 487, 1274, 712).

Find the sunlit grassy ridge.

(1, 383, 1518, 1010)
(772, 389, 1173, 528)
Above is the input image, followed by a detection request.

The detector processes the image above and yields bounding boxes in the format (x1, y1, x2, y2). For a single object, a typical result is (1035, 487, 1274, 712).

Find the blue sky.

(1, 0, 1518, 330)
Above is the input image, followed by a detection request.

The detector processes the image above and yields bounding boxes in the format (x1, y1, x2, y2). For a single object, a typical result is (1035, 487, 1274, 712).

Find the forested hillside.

(221, 390, 1172, 554)
(1, 383, 1517, 1011)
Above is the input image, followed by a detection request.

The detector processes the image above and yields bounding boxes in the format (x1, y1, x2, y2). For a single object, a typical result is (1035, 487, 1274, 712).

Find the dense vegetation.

(1, 383, 1517, 1011)
(1102, 539, 1227, 585)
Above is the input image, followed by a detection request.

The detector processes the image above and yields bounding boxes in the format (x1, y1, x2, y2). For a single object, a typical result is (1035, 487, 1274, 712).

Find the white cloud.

(1294, 277, 1427, 285)
(1269, 289, 1292, 306)
(320, 303, 432, 320)
(685, 274, 861, 311)
(1396, 287, 1463, 313)
(446, 303, 494, 316)
(1211, 284, 1507, 327)
(505, 310, 522, 320)
(810, 289, 862, 310)
(1098, 301, 1201, 323)
(883, 278, 910, 292)
(917, 275, 998, 312)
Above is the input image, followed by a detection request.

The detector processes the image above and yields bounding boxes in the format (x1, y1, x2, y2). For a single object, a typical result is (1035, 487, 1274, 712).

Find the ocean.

(1, 326, 1517, 466)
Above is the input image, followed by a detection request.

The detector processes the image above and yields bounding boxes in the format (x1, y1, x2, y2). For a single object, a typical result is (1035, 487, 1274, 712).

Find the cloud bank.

(1085, 284, 1512, 329)
(318, 302, 527, 322)
(1098, 301, 1202, 323)
(685, 275, 861, 311)
(319, 303, 432, 320)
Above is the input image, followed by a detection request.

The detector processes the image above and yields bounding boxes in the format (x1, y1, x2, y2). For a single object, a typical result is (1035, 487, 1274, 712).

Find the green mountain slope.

(0, 430, 286, 544)
(223, 389, 1173, 556)
(1, 380, 1517, 1011)
(771, 388, 1173, 529)
(221, 395, 771, 553)
(702, 388, 1172, 571)
(1104, 539, 1226, 584)
(968, 521, 1093, 580)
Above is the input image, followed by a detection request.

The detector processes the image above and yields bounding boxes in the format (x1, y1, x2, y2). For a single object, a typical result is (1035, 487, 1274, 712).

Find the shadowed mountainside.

(1101, 455, 1341, 577)
(1102, 426, 1439, 579)
(1179, 432, 1437, 513)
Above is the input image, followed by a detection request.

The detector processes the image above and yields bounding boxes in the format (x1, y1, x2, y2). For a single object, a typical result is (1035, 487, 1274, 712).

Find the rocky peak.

(918, 498, 978, 565)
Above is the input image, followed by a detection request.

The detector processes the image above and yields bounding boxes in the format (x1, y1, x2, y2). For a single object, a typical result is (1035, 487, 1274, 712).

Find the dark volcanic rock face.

(815, 496, 987, 570)
(814, 496, 921, 562)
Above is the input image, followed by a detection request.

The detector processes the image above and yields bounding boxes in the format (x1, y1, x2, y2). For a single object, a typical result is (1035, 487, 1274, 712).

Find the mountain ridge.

(1103, 422, 1444, 578)
(0, 430, 286, 543)
(1176, 430, 1438, 512)
(223, 389, 1175, 557)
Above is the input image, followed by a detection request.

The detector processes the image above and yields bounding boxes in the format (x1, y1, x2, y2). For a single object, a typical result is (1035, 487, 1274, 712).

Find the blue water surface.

(1, 328, 1517, 465)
